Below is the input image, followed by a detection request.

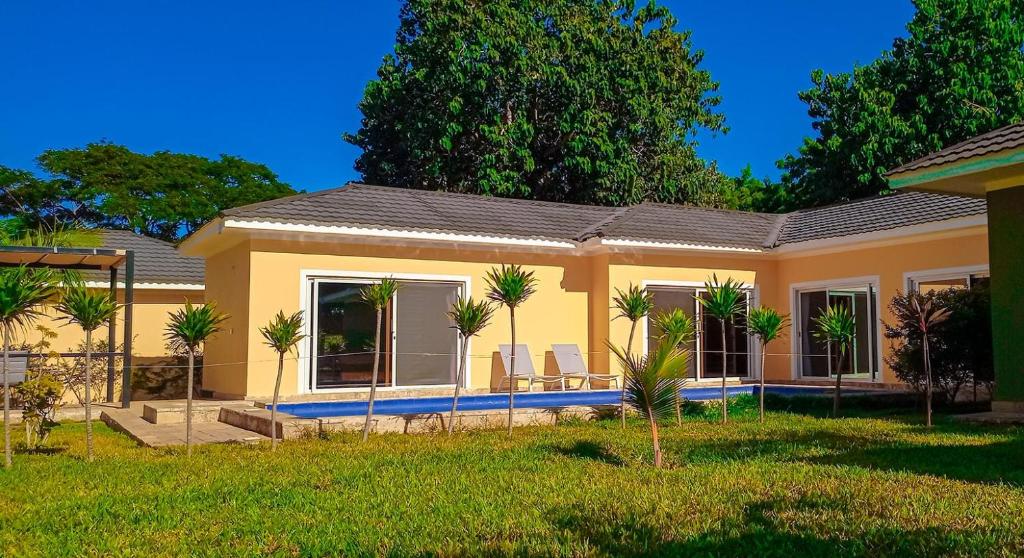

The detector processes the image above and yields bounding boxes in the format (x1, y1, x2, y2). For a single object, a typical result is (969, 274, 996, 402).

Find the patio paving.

(101, 404, 267, 448)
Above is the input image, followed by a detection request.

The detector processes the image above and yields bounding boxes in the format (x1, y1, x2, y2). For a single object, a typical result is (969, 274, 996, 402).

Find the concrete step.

(218, 406, 320, 439)
(142, 400, 255, 425)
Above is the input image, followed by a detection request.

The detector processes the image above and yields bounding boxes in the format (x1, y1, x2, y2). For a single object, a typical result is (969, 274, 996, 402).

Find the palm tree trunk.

(362, 308, 383, 442)
(507, 307, 516, 437)
(448, 335, 469, 435)
(759, 342, 767, 423)
(648, 411, 662, 468)
(3, 324, 11, 469)
(832, 346, 843, 418)
(84, 329, 94, 462)
(621, 320, 637, 428)
(186, 347, 195, 457)
(923, 336, 932, 428)
(720, 318, 728, 424)
(271, 352, 284, 450)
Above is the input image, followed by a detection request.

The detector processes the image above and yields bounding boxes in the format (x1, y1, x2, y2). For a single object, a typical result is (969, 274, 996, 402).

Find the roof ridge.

(349, 183, 615, 213)
(762, 214, 791, 248)
(576, 206, 633, 241)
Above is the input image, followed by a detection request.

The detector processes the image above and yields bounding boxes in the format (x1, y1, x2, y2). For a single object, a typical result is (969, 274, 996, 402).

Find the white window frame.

(904, 264, 990, 293)
(297, 269, 472, 395)
(640, 279, 758, 381)
(789, 275, 882, 382)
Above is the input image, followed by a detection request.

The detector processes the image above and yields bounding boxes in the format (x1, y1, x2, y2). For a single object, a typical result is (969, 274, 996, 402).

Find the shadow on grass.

(671, 424, 1024, 487)
(15, 445, 68, 456)
(546, 440, 625, 466)
(546, 497, 1011, 558)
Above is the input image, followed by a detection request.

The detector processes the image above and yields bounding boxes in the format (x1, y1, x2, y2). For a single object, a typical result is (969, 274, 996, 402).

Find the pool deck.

(93, 383, 891, 447)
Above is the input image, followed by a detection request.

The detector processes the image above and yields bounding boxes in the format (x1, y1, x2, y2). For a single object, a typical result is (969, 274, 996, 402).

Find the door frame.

(789, 275, 882, 382)
(641, 279, 757, 381)
(298, 269, 472, 395)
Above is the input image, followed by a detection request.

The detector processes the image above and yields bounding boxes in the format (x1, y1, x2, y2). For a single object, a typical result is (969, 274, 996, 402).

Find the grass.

(1, 396, 1023, 557)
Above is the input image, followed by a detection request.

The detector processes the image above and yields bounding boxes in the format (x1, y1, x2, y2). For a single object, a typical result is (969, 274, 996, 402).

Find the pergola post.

(106, 267, 117, 403)
(120, 251, 135, 409)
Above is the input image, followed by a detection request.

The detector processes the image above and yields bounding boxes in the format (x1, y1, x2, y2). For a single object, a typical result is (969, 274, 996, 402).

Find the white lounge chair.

(551, 344, 620, 390)
(498, 344, 566, 391)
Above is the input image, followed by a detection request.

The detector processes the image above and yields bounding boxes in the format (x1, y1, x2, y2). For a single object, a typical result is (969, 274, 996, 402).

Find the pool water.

(272, 384, 854, 419)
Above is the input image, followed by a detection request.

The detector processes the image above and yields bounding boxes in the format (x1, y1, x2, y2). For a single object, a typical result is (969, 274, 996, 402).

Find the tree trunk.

(622, 320, 637, 428)
(759, 341, 767, 423)
(507, 308, 516, 437)
(649, 412, 662, 468)
(84, 329, 94, 462)
(362, 308, 384, 442)
(186, 347, 195, 457)
(832, 345, 843, 418)
(271, 352, 284, 450)
(720, 318, 728, 424)
(3, 324, 11, 469)
(923, 336, 933, 428)
(448, 336, 469, 435)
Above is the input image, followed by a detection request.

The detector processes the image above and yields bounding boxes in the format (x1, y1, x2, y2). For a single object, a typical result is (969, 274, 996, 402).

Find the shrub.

(885, 283, 992, 402)
(12, 370, 62, 449)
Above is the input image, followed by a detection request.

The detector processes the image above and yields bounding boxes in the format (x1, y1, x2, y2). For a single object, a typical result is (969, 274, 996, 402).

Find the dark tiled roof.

(591, 203, 780, 250)
(85, 229, 205, 285)
(223, 183, 611, 244)
(218, 183, 987, 251)
(773, 192, 986, 246)
(887, 122, 1024, 175)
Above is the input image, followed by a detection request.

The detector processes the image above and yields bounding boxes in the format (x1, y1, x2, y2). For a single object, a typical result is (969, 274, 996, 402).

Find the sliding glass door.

(646, 285, 751, 379)
(796, 285, 878, 380)
(647, 287, 699, 378)
(309, 277, 462, 390)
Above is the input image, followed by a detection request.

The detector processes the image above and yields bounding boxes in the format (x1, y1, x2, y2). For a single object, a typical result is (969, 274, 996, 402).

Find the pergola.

(0, 245, 135, 408)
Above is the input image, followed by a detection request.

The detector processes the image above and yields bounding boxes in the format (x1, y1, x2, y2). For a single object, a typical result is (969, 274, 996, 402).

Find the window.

(794, 284, 879, 380)
(308, 277, 462, 390)
(645, 284, 751, 379)
(908, 267, 989, 294)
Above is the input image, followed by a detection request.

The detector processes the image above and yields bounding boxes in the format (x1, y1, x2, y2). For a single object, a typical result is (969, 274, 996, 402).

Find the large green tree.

(780, 0, 1024, 207)
(346, 0, 728, 206)
(0, 143, 296, 242)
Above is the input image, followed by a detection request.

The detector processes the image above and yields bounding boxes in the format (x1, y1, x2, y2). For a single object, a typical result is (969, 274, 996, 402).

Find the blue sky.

(0, 1, 915, 191)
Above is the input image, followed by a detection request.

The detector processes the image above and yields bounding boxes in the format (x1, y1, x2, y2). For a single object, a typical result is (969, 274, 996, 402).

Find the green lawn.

(2, 398, 1023, 557)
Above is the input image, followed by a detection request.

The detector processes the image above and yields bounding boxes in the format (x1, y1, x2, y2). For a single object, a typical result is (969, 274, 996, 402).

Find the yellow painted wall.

(12, 288, 202, 403)
(772, 229, 989, 384)
(200, 240, 251, 398)
(15, 289, 202, 356)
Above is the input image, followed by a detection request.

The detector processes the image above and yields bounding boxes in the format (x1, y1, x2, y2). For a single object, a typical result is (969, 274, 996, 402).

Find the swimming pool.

(272, 384, 853, 419)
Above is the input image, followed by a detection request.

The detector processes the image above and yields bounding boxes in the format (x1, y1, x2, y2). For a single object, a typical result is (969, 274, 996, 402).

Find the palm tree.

(446, 296, 495, 435)
(359, 278, 400, 442)
(608, 341, 689, 468)
(696, 275, 745, 424)
(165, 301, 228, 456)
(813, 304, 856, 418)
(55, 284, 119, 462)
(651, 309, 695, 426)
(612, 283, 654, 428)
(484, 264, 537, 437)
(747, 306, 789, 423)
(904, 293, 950, 427)
(0, 266, 57, 468)
(258, 310, 305, 450)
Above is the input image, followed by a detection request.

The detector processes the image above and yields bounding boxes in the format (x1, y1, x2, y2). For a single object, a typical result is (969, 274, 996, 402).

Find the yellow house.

(14, 229, 205, 403)
(179, 183, 988, 401)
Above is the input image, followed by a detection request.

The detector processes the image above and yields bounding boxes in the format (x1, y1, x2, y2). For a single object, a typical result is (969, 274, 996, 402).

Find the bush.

(11, 370, 62, 449)
(885, 283, 992, 401)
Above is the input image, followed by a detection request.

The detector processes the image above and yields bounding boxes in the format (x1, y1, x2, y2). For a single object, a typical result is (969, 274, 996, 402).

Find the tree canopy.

(779, 0, 1024, 208)
(0, 143, 296, 242)
(345, 0, 731, 206)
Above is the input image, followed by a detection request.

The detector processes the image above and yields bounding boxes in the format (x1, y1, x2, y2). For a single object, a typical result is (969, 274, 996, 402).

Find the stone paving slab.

(101, 408, 267, 448)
